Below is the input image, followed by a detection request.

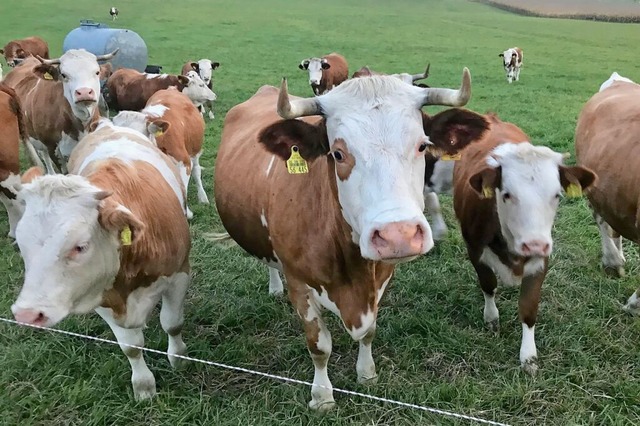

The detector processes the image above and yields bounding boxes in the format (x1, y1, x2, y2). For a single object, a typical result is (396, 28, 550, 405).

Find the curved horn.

(421, 67, 471, 107)
(96, 48, 119, 62)
(277, 78, 321, 119)
(37, 55, 60, 65)
(412, 63, 430, 82)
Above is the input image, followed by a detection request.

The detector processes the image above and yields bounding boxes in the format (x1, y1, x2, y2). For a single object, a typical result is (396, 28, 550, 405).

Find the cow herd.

(0, 35, 637, 411)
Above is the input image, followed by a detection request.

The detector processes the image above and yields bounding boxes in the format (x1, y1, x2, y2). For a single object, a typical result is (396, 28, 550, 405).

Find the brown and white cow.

(11, 119, 191, 401)
(181, 59, 220, 119)
(448, 110, 595, 374)
(3, 49, 118, 174)
(575, 72, 640, 314)
(299, 52, 349, 96)
(105, 68, 215, 112)
(499, 47, 523, 84)
(215, 70, 474, 409)
(1, 36, 49, 67)
(112, 89, 208, 218)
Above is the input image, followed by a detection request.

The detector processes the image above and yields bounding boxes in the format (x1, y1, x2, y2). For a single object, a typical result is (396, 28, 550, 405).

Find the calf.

(181, 59, 220, 119)
(499, 47, 523, 84)
(11, 119, 191, 401)
(448, 110, 595, 374)
(106, 68, 215, 112)
(110, 7, 119, 20)
(1, 36, 49, 67)
(298, 52, 348, 95)
(113, 89, 208, 218)
(575, 73, 640, 313)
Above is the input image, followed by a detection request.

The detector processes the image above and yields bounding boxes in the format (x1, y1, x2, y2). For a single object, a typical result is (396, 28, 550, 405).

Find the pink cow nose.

(75, 88, 96, 102)
(13, 308, 49, 326)
(521, 240, 551, 257)
(371, 221, 425, 259)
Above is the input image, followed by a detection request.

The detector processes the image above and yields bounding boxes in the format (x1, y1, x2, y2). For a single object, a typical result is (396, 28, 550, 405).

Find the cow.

(448, 110, 595, 375)
(110, 7, 119, 20)
(499, 47, 523, 84)
(298, 52, 349, 96)
(98, 63, 114, 117)
(105, 68, 215, 112)
(214, 69, 475, 409)
(575, 72, 640, 314)
(10, 118, 191, 401)
(1, 36, 49, 67)
(181, 59, 220, 119)
(3, 49, 118, 174)
(112, 89, 208, 219)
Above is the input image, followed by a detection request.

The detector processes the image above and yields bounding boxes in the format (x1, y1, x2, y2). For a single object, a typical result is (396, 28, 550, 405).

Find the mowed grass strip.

(1, 0, 640, 424)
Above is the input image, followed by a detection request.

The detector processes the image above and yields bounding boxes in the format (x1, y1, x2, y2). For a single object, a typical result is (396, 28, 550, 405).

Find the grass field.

(2, 0, 640, 424)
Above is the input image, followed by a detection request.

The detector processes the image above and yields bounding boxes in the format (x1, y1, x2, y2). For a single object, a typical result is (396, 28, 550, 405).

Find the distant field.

(476, 0, 640, 22)
(1, 0, 640, 425)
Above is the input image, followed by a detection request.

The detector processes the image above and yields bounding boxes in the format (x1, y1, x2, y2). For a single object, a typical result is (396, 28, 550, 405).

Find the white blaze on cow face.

(56, 50, 103, 122)
(487, 143, 564, 258)
(318, 77, 433, 262)
(183, 71, 216, 104)
(11, 175, 122, 327)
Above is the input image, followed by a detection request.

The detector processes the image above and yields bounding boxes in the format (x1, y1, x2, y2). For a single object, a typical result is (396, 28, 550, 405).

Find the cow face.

(11, 175, 143, 327)
(1, 42, 24, 67)
(261, 71, 472, 262)
(299, 57, 328, 91)
(470, 143, 596, 257)
(182, 71, 217, 104)
(195, 59, 218, 86)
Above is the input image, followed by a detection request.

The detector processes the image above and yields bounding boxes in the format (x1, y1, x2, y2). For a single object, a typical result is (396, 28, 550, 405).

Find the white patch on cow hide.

(479, 247, 522, 287)
(143, 104, 169, 118)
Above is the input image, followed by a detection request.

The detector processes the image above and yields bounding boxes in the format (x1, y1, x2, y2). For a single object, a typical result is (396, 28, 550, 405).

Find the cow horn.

(412, 63, 430, 82)
(277, 78, 321, 119)
(96, 49, 119, 61)
(421, 67, 471, 107)
(37, 55, 60, 65)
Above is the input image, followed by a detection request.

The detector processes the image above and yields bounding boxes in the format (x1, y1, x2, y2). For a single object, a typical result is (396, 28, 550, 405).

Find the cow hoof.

(186, 208, 194, 220)
(208, 112, 215, 120)
(309, 399, 336, 412)
(357, 374, 378, 385)
(622, 292, 640, 315)
(604, 265, 625, 278)
(198, 196, 210, 205)
(132, 379, 157, 401)
(521, 358, 538, 376)
(486, 319, 500, 335)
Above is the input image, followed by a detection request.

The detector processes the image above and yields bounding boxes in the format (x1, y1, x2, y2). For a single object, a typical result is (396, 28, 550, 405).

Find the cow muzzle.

(369, 221, 432, 262)
(12, 307, 50, 327)
(518, 239, 552, 257)
(74, 88, 97, 103)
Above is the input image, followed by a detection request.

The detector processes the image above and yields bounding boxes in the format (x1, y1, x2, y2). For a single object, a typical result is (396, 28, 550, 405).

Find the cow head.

(470, 143, 596, 257)
(11, 174, 144, 326)
(299, 57, 330, 90)
(1, 42, 26, 67)
(182, 71, 216, 105)
(259, 70, 473, 263)
(192, 59, 219, 87)
(33, 49, 118, 123)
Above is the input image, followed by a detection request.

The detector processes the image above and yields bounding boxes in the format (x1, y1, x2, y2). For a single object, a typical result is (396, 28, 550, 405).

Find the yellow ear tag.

(120, 226, 132, 246)
(482, 186, 494, 199)
(154, 130, 164, 137)
(286, 146, 309, 174)
(566, 183, 582, 198)
(43, 72, 53, 80)
(441, 153, 462, 161)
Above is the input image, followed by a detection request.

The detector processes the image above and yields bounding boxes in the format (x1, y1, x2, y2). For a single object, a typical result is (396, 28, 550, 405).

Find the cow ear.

(498, 53, 504, 57)
(321, 61, 331, 70)
(98, 199, 145, 246)
(259, 119, 329, 161)
(559, 165, 597, 196)
(299, 60, 309, 70)
(147, 119, 170, 137)
(190, 62, 199, 72)
(177, 75, 190, 85)
(33, 64, 60, 81)
(423, 108, 490, 156)
(212, 62, 220, 69)
(0, 49, 4, 55)
(469, 166, 501, 199)
(511, 53, 517, 58)
(15, 48, 26, 58)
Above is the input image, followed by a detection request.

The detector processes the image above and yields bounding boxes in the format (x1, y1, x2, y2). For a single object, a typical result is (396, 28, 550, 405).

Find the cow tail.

(3, 83, 45, 170)
(202, 231, 239, 248)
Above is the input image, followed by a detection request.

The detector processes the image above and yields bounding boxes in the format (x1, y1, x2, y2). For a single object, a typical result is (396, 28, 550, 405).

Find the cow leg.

(268, 267, 284, 295)
(356, 326, 378, 384)
(595, 213, 625, 276)
(423, 191, 447, 241)
(472, 257, 500, 334)
(30, 138, 57, 174)
(623, 288, 640, 315)
(191, 153, 209, 204)
(160, 271, 190, 368)
(518, 265, 547, 376)
(0, 175, 23, 238)
(176, 161, 194, 219)
(95, 307, 156, 400)
(515, 67, 521, 81)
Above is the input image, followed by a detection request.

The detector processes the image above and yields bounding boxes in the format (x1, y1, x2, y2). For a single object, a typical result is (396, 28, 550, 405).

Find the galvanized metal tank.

(62, 20, 148, 71)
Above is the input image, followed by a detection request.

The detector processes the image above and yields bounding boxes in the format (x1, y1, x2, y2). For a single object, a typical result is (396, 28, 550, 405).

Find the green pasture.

(1, 0, 640, 424)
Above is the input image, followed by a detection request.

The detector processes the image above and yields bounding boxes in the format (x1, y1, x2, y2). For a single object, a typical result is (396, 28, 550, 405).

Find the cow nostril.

(371, 230, 388, 248)
(521, 243, 530, 253)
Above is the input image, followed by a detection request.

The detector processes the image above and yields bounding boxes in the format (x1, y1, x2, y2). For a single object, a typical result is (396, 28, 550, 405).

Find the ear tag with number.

(566, 183, 582, 198)
(120, 226, 132, 246)
(441, 153, 461, 161)
(482, 186, 494, 199)
(43, 72, 53, 80)
(286, 146, 308, 174)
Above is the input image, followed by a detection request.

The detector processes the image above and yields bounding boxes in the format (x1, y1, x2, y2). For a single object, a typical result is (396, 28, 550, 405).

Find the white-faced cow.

(113, 88, 208, 219)
(298, 52, 348, 96)
(1, 36, 49, 67)
(181, 59, 220, 119)
(449, 111, 595, 374)
(575, 72, 640, 314)
(110, 7, 119, 20)
(499, 47, 523, 84)
(11, 119, 191, 401)
(3, 49, 118, 174)
(106, 68, 215, 112)
(214, 69, 475, 409)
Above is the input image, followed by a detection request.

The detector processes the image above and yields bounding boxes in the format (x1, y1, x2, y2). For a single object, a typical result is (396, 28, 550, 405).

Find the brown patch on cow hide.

(331, 138, 356, 181)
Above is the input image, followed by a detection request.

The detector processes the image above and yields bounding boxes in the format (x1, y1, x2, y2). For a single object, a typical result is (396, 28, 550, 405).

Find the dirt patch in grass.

(473, 0, 640, 23)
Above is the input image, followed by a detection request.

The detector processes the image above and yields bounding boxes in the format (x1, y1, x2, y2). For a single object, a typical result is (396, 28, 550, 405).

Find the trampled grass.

(1, 0, 640, 424)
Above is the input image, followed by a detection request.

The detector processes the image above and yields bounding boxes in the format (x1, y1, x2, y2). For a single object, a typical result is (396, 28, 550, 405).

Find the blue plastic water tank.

(62, 20, 148, 71)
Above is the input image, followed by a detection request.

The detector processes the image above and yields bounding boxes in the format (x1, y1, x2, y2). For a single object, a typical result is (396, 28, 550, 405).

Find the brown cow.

(575, 72, 640, 314)
(214, 70, 475, 409)
(298, 52, 349, 95)
(1, 36, 49, 67)
(448, 110, 595, 375)
(112, 89, 208, 218)
(499, 47, 523, 84)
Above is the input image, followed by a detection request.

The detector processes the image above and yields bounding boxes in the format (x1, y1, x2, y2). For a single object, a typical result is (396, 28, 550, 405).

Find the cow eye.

(61, 73, 67, 79)
(555, 193, 561, 200)
(74, 244, 88, 254)
(502, 193, 511, 201)
(332, 150, 345, 162)
(95, 70, 100, 75)
(418, 142, 429, 153)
